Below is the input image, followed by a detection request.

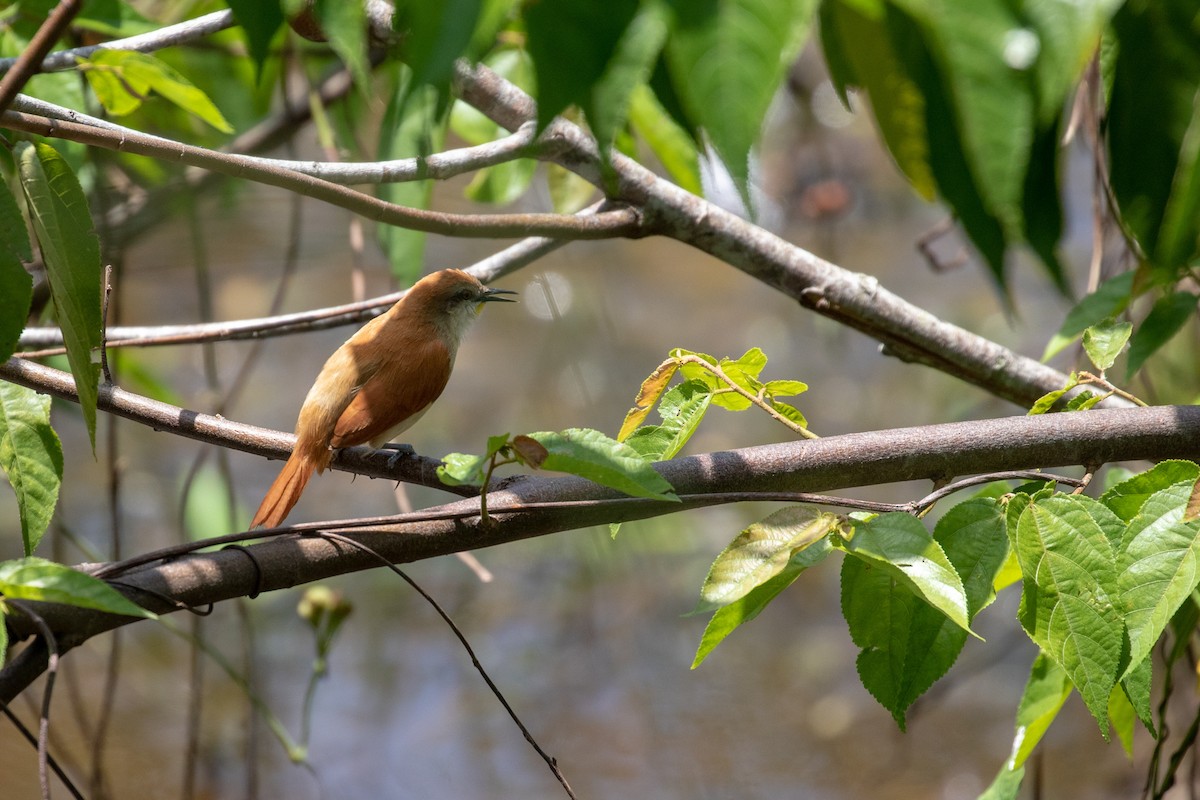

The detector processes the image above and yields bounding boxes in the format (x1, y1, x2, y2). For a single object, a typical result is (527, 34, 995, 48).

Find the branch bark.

(2, 403, 1198, 704)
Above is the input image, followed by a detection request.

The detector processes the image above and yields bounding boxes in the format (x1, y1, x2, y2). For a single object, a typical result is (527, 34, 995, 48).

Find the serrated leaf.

(1026, 373, 1078, 415)
(763, 379, 808, 398)
(663, 0, 817, 203)
(1043, 272, 1135, 360)
(770, 400, 808, 429)
(17, 142, 102, 452)
(1108, 683, 1135, 757)
(1121, 653, 1154, 736)
(0, 381, 62, 556)
(82, 50, 233, 133)
(623, 380, 712, 462)
(1118, 480, 1200, 675)
(1081, 317, 1132, 372)
(696, 506, 838, 613)
(1102, 460, 1200, 522)
(692, 536, 832, 668)
(1127, 291, 1197, 377)
(0, 557, 154, 618)
(618, 359, 680, 441)
(842, 499, 1007, 728)
(525, 428, 678, 501)
(0, 180, 32, 362)
(1064, 390, 1103, 411)
(838, 512, 973, 635)
(1014, 495, 1124, 731)
(1007, 653, 1072, 769)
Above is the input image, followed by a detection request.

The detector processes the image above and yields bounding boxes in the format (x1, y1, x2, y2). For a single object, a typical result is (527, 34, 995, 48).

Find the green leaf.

(437, 451, 489, 487)
(1122, 653, 1155, 736)
(838, 512, 973, 635)
(1109, 1, 1200, 275)
(1008, 653, 1072, 769)
(82, 50, 234, 133)
(314, 0, 368, 89)
(1102, 460, 1200, 522)
(0, 180, 33, 362)
(819, 0, 936, 199)
(696, 506, 838, 613)
(1026, 372, 1078, 415)
(627, 83, 702, 195)
(622, 379, 712, 462)
(979, 764, 1025, 800)
(692, 536, 832, 668)
(762, 379, 808, 398)
(841, 499, 1007, 728)
(664, 0, 817, 201)
(1127, 291, 1197, 377)
(1014, 495, 1124, 731)
(464, 157, 536, 204)
(1108, 683, 1135, 757)
(378, 75, 444, 286)
(17, 142, 102, 452)
(1081, 317, 1132, 372)
(396, 0, 485, 91)
(226, 0, 284, 77)
(1043, 271, 1136, 361)
(0, 382, 63, 557)
(524, 0, 641, 131)
(586, 0, 672, 159)
(546, 162, 598, 214)
(525, 428, 678, 501)
(0, 557, 154, 618)
(1117, 479, 1200, 675)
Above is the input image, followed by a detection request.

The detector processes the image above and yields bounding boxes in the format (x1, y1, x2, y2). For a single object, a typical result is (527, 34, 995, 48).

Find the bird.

(250, 269, 516, 528)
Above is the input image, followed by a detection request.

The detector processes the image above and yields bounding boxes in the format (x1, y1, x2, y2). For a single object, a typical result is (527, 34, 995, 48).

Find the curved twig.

(0, 110, 644, 240)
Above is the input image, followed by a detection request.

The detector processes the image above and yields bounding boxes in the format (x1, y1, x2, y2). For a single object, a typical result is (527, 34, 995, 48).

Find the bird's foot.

(379, 442, 416, 470)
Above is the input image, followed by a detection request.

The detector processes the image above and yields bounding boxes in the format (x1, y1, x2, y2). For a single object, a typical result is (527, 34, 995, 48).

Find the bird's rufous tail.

(250, 452, 316, 528)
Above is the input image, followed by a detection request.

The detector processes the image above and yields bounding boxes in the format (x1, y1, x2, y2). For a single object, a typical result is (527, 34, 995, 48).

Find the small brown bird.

(250, 269, 516, 528)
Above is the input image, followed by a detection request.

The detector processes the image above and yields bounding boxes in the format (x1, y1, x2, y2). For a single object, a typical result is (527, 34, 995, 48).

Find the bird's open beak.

(480, 286, 518, 303)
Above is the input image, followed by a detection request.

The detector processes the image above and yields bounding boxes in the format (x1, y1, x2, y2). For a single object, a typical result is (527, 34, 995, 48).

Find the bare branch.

(0, 10, 237, 74)
(0, 0, 84, 114)
(16, 210, 584, 352)
(1, 109, 644, 240)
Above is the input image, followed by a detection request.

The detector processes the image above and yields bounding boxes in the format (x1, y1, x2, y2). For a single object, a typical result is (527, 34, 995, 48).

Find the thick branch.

(2, 404, 1198, 702)
(453, 62, 1114, 409)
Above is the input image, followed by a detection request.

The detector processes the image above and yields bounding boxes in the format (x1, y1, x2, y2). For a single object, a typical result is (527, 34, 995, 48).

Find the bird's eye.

(456, 289, 474, 302)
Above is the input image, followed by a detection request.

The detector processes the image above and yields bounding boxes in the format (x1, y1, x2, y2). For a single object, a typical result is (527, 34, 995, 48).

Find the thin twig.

(16, 211, 588, 354)
(7, 600, 61, 800)
(0, 110, 644, 240)
(0, 0, 84, 114)
(314, 531, 578, 800)
(912, 470, 1086, 512)
(0, 705, 86, 800)
(674, 354, 819, 439)
(1077, 371, 1148, 407)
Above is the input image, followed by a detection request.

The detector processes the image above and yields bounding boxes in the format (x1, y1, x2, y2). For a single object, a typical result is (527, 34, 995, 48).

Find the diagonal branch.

(452, 61, 1120, 409)
(0, 0, 84, 114)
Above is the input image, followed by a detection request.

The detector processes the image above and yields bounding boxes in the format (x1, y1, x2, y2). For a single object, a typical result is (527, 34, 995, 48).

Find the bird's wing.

(329, 337, 454, 449)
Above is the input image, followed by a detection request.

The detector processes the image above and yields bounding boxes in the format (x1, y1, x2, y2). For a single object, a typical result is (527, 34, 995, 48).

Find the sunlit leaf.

(82, 50, 234, 132)
(692, 536, 832, 668)
(696, 506, 838, 613)
(524, 428, 678, 501)
(1102, 460, 1200, 522)
(0, 382, 62, 556)
(622, 380, 712, 462)
(1043, 272, 1136, 360)
(1081, 317, 1131, 372)
(1014, 495, 1124, 731)
(1007, 653, 1072, 769)
(0, 557, 154, 618)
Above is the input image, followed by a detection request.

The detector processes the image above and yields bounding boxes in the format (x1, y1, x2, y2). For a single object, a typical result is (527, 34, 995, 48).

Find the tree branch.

(452, 61, 1119, 409)
(16, 209, 586, 352)
(0, 0, 84, 114)
(2, 403, 1198, 703)
(1, 109, 643, 240)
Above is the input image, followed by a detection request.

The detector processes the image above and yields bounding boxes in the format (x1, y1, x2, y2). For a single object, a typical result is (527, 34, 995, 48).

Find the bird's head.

(410, 269, 517, 345)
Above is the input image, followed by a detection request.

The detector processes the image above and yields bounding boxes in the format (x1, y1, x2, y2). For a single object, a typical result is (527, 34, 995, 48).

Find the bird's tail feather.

(250, 452, 315, 529)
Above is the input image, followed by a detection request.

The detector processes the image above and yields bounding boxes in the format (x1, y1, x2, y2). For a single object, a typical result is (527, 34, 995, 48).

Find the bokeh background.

(0, 47, 1181, 799)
